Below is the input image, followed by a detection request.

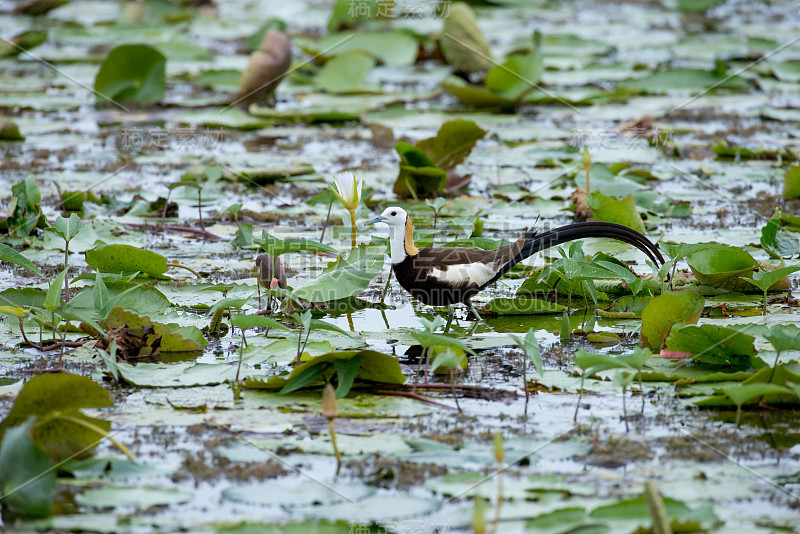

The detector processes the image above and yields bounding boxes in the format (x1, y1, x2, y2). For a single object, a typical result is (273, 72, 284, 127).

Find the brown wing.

(413, 234, 526, 268)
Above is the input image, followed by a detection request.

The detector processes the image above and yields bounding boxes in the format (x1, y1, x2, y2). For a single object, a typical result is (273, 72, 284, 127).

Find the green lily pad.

(223, 480, 374, 507)
(590, 496, 718, 531)
(85, 244, 170, 279)
(0, 418, 56, 517)
(618, 68, 747, 94)
(485, 52, 543, 101)
(69, 281, 171, 317)
(783, 164, 800, 199)
(640, 290, 704, 350)
(302, 31, 418, 67)
(0, 374, 114, 460)
(293, 244, 384, 303)
(76, 486, 192, 509)
(686, 244, 757, 290)
(254, 231, 338, 257)
(440, 75, 516, 108)
(295, 495, 441, 521)
(94, 44, 166, 105)
(316, 51, 377, 94)
(441, 2, 493, 73)
(761, 209, 799, 258)
(179, 107, 273, 130)
(0, 117, 25, 140)
(598, 296, 652, 319)
(243, 350, 406, 391)
(393, 119, 486, 197)
(665, 324, 758, 371)
(586, 192, 646, 234)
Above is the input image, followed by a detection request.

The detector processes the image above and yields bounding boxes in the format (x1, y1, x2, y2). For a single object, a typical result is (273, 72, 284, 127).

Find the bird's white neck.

(389, 217, 418, 264)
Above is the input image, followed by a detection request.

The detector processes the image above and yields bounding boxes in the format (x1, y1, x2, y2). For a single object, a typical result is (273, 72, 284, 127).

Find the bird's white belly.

(429, 262, 499, 287)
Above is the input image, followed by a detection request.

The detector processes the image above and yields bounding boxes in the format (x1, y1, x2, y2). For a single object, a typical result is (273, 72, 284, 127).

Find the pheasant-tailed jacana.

(365, 207, 664, 328)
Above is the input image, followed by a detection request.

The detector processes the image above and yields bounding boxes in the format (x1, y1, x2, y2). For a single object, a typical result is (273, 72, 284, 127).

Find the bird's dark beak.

(365, 215, 386, 225)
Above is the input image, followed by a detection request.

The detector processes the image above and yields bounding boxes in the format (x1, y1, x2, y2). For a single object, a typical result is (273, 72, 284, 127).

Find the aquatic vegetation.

(0, 0, 799, 530)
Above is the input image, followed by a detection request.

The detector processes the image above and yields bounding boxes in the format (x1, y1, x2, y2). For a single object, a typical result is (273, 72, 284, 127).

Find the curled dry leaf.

(100, 324, 163, 364)
(571, 188, 594, 222)
(235, 31, 292, 111)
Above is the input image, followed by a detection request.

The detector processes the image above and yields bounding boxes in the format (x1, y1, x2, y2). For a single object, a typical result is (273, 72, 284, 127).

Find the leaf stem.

(328, 418, 341, 475)
(197, 189, 205, 232)
(320, 198, 333, 243)
(167, 263, 202, 279)
(48, 413, 134, 460)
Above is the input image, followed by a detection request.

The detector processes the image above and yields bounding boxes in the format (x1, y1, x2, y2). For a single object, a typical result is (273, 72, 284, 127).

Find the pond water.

(1, 0, 800, 532)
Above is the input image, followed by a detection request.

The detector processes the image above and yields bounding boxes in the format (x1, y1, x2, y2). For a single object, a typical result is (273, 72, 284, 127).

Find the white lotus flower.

(330, 171, 363, 213)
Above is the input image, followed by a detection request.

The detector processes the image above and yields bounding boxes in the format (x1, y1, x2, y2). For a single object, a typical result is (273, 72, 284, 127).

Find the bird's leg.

(468, 301, 483, 323)
(444, 305, 454, 333)
(467, 320, 479, 337)
(380, 267, 392, 305)
(466, 300, 483, 336)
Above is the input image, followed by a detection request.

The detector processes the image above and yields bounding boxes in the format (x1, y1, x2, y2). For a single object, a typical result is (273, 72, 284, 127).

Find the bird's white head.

(366, 206, 407, 228)
(365, 206, 418, 263)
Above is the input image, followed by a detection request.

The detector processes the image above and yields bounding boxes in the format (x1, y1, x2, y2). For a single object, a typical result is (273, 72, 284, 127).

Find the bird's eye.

(390, 211, 397, 216)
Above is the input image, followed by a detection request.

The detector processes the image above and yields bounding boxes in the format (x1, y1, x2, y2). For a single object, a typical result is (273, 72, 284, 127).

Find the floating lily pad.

(94, 44, 166, 105)
(0, 418, 56, 517)
(76, 486, 192, 509)
(0, 374, 114, 460)
(301, 31, 418, 67)
(761, 209, 799, 258)
(316, 51, 377, 94)
(640, 290, 704, 350)
(686, 244, 758, 290)
(0, 117, 25, 141)
(441, 2, 493, 74)
(293, 244, 384, 302)
(246, 433, 412, 457)
(618, 68, 747, 94)
(784, 164, 800, 199)
(85, 244, 170, 279)
(223, 480, 373, 507)
(295, 495, 441, 521)
(243, 350, 405, 392)
(586, 192, 646, 234)
(665, 324, 758, 371)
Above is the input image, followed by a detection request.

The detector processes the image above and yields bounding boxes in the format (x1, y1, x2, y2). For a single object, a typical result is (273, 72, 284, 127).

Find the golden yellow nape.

(404, 217, 419, 255)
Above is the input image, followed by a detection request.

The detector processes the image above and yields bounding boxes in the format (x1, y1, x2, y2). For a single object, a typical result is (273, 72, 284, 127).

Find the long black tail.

(490, 222, 664, 284)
